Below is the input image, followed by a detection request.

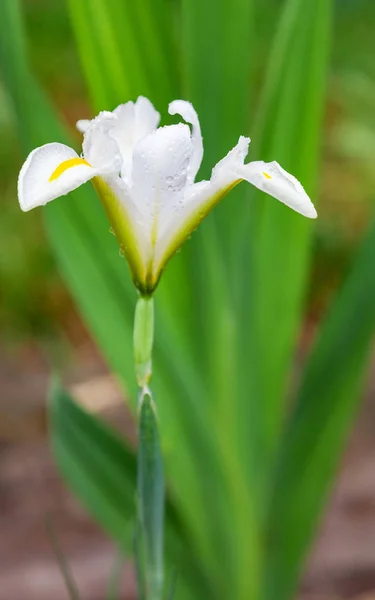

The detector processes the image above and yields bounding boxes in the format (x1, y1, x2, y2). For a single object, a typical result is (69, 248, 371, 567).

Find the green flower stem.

(133, 296, 164, 600)
(137, 387, 165, 600)
(134, 296, 154, 387)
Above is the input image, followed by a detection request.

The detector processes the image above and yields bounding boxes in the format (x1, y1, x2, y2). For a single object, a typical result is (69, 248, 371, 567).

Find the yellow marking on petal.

(49, 158, 91, 182)
(262, 171, 272, 180)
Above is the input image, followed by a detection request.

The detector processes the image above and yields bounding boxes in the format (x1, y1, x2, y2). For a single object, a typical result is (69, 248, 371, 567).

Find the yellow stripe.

(262, 171, 272, 180)
(49, 157, 91, 182)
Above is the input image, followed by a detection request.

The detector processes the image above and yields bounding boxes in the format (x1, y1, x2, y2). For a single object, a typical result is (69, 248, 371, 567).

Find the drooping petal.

(238, 160, 317, 218)
(111, 96, 160, 183)
(153, 136, 316, 283)
(168, 100, 203, 184)
(131, 123, 193, 242)
(197, 135, 316, 219)
(18, 142, 99, 212)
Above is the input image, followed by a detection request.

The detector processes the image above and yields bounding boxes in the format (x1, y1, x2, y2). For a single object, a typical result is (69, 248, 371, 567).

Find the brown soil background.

(1, 342, 375, 600)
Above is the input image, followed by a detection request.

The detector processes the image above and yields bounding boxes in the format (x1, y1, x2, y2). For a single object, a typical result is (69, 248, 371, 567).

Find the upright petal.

(82, 111, 122, 174)
(134, 96, 161, 140)
(211, 135, 250, 187)
(155, 136, 250, 257)
(18, 142, 99, 211)
(110, 101, 135, 181)
(76, 119, 91, 134)
(169, 100, 203, 184)
(131, 124, 193, 242)
(111, 96, 160, 183)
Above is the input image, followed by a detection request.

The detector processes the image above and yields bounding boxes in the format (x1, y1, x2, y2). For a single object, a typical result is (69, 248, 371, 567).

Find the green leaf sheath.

(137, 389, 165, 600)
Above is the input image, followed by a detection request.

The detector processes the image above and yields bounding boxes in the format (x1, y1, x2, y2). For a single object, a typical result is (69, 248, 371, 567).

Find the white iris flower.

(18, 96, 316, 294)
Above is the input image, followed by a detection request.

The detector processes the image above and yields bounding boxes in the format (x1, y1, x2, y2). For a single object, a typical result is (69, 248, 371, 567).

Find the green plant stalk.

(134, 296, 155, 388)
(134, 297, 164, 600)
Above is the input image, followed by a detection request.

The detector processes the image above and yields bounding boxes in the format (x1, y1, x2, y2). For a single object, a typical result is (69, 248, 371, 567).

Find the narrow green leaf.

(49, 383, 215, 600)
(265, 214, 375, 600)
(181, 0, 253, 171)
(66, 0, 177, 110)
(134, 519, 147, 600)
(137, 388, 165, 600)
(66, 0, 120, 110)
(179, 5, 260, 599)
(46, 517, 82, 600)
(0, 0, 218, 549)
(49, 381, 137, 546)
(66, 0, 199, 384)
(241, 0, 333, 474)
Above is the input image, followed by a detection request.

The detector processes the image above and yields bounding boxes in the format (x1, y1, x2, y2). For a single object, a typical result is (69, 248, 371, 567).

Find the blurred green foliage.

(1, 2, 375, 600)
(1, 0, 375, 341)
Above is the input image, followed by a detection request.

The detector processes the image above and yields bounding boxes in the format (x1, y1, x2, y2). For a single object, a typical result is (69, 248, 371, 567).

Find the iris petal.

(18, 142, 98, 212)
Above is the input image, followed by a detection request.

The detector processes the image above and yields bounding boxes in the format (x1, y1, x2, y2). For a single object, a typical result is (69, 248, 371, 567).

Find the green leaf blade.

(137, 389, 165, 600)
(50, 382, 137, 547)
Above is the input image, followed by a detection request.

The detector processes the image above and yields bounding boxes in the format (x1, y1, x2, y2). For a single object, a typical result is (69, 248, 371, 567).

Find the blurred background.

(1, 0, 375, 598)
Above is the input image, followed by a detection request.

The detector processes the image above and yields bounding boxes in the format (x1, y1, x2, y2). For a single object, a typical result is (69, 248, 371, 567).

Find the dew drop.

(119, 246, 124, 257)
(109, 227, 115, 235)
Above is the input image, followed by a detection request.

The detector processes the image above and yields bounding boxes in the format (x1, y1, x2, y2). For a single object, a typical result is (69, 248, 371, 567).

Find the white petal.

(134, 96, 160, 139)
(76, 119, 91, 134)
(211, 135, 250, 186)
(131, 124, 192, 236)
(111, 96, 160, 183)
(93, 173, 152, 279)
(210, 136, 316, 218)
(154, 136, 250, 264)
(112, 101, 134, 126)
(153, 136, 316, 279)
(82, 111, 122, 174)
(169, 99, 203, 184)
(18, 142, 99, 212)
(239, 160, 317, 218)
